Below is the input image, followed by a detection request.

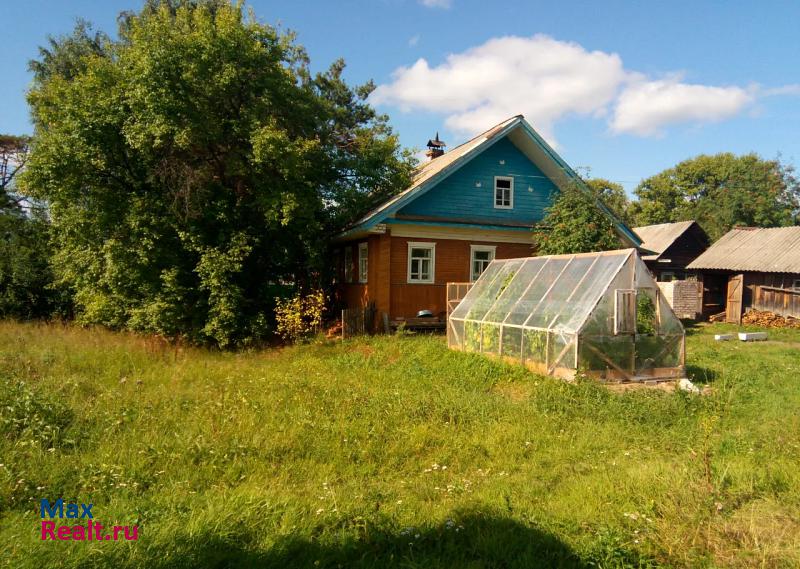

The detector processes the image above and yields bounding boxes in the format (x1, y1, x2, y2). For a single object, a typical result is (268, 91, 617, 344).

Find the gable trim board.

(335, 115, 640, 247)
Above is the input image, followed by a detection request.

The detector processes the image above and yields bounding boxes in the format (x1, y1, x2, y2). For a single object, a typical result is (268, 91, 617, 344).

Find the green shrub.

(274, 289, 326, 342)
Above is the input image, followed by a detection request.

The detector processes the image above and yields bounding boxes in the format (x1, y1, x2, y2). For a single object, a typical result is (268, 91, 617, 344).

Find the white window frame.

(407, 242, 436, 284)
(358, 242, 368, 284)
(343, 246, 353, 283)
(493, 176, 514, 209)
(470, 244, 496, 282)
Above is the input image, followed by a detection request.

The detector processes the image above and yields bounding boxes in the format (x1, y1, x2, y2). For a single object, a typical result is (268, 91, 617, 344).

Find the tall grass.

(1, 320, 799, 567)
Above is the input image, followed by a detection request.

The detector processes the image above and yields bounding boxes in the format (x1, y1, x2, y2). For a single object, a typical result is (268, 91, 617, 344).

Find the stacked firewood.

(742, 309, 800, 329)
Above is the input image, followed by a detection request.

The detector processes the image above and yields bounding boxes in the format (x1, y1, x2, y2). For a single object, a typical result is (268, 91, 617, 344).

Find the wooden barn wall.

(742, 272, 798, 309)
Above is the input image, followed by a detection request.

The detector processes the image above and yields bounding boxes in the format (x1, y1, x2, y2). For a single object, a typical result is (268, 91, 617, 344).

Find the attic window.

(494, 176, 513, 209)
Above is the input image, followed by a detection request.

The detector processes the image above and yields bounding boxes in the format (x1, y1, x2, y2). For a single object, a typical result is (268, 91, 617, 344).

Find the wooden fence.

(753, 285, 800, 319)
(446, 282, 473, 319)
(341, 304, 376, 339)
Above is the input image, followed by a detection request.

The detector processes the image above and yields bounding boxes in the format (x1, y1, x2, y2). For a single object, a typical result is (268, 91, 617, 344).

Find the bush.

(274, 289, 326, 343)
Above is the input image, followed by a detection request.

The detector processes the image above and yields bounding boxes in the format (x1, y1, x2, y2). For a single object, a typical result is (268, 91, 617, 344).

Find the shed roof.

(633, 220, 697, 260)
(687, 226, 800, 273)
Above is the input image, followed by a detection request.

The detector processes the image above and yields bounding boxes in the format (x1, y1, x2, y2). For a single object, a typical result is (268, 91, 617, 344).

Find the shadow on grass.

(686, 363, 718, 385)
(146, 513, 634, 569)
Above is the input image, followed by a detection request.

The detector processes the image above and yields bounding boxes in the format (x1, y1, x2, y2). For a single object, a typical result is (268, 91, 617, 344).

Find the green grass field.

(1, 321, 799, 568)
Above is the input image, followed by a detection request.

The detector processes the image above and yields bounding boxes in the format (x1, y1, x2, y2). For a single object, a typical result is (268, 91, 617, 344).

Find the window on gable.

(358, 242, 368, 283)
(343, 246, 353, 283)
(407, 242, 435, 284)
(470, 245, 496, 282)
(494, 176, 513, 209)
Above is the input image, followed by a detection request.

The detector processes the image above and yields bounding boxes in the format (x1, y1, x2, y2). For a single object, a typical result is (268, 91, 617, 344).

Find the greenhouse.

(447, 249, 685, 383)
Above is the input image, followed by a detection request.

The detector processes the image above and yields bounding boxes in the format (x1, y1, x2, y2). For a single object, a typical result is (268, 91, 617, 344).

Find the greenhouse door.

(725, 274, 744, 324)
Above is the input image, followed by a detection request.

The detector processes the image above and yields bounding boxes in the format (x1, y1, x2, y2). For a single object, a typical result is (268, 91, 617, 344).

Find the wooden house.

(687, 226, 800, 322)
(332, 115, 641, 326)
(633, 221, 710, 282)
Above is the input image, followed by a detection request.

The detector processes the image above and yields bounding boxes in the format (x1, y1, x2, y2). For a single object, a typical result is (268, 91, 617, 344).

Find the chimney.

(425, 132, 446, 160)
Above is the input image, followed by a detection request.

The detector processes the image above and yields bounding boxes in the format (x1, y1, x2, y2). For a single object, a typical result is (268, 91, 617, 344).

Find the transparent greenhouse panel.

(485, 258, 546, 323)
(449, 261, 505, 320)
(506, 257, 570, 327)
(481, 322, 502, 355)
(578, 335, 634, 379)
(548, 331, 576, 371)
(463, 320, 481, 353)
(579, 255, 635, 336)
(448, 318, 465, 349)
(525, 256, 596, 330)
(657, 292, 684, 335)
(522, 328, 548, 367)
(462, 259, 525, 323)
(635, 334, 682, 372)
(501, 325, 523, 360)
(558, 252, 630, 332)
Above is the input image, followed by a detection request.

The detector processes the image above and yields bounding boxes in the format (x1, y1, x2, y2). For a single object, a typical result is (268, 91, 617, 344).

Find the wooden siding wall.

(397, 137, 558, 225)
(754, 286, 800, 318)
(388, 236, 532, 319)
(743, 273, 799, 310)
(337, 234, 532, 320)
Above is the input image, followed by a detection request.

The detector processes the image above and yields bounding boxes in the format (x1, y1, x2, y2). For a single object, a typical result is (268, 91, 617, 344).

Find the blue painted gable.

(397, 136, 558, 225)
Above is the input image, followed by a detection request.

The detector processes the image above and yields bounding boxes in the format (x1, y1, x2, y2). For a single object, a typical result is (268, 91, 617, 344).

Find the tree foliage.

(21, 2, 413, 347)
(629, 153, 800, 240)
(533, 183, 623, 255)
(0, 133, 62, 320)
(584, 178, 630, 224)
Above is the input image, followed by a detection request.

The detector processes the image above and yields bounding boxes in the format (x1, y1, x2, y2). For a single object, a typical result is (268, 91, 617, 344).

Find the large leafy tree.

(0, 134, 60, 319)
(584, 177, 630, 224)
(533, 183, 623, 255)
(629, 153, 799, 240)
(21, 1, 413, 346)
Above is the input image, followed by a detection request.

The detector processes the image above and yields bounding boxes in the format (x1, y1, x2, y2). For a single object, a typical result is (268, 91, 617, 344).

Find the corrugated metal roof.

(633, 221, 696, 260)
(687, 226, 800, 273)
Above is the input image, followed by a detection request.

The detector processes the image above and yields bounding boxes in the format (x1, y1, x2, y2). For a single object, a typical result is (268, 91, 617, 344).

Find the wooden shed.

(687, 227, 800, 323)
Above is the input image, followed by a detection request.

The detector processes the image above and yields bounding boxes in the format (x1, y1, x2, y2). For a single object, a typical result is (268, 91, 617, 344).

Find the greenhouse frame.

(447, 249, 686, 382)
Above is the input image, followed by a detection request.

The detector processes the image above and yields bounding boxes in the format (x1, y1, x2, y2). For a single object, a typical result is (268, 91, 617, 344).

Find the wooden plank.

(726, 273, 744, 324)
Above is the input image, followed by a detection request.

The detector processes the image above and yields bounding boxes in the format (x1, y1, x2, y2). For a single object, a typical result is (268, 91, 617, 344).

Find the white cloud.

(371, 35, 626, 144)
(610, 76, 755, 136)
(408, 34, 420, 47)
(419, 0, 451, 8)
(762, 84, 800, 96)
(373, 34, 792, 142)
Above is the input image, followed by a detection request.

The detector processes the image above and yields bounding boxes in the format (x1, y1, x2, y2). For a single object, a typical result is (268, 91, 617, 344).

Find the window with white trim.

(407, 242, 435, 283)
(343, 246, 353, 283)
(470, 244, 496, 282)
(494, 176, 513, 209)
(358, 242, 368, 283)
(793, 279, 800, 290)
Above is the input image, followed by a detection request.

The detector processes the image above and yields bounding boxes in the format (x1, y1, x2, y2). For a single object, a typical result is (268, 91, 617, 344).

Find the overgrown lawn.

(1, 321, 799, 567)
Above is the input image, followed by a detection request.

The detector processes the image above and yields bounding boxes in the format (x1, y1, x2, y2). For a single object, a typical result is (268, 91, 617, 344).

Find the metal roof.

(633, 221, 696, 260)
(687, 226, 800, 273)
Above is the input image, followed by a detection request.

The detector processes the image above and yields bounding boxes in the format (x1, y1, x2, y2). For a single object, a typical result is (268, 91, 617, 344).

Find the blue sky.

(2, 0, 799, 192)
